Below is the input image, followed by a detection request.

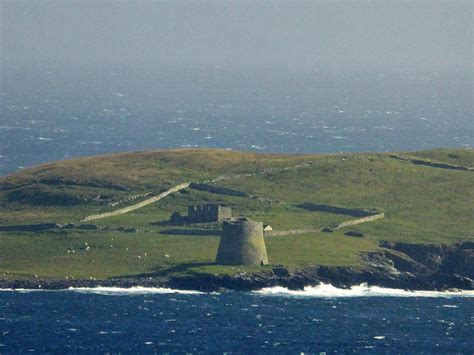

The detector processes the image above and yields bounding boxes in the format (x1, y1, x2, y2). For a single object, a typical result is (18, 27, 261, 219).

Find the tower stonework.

(215, 218, 269, 266)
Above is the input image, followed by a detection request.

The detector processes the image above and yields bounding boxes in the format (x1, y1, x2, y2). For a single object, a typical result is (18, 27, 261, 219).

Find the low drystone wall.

(265, 228, 321, 237)
(390, 155, 474, 172)
(335, 213, 385, 229)
(82, 182, 190, 221)
(0, 223, 60, 232)
(265, 213, 385, 237)
(189, 183, 248, 197)
(160, 228, 219, 236)
(296, 202, 378, 218)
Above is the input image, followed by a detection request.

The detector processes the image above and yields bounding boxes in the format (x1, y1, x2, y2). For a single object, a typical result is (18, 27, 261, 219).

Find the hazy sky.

(1, 1, 472, 70)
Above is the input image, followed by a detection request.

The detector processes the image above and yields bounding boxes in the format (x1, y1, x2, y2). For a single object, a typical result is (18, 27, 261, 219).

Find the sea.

(0, 285, 473, 353)
(0, 64, 472, 175)
(1, 64, 473, 352)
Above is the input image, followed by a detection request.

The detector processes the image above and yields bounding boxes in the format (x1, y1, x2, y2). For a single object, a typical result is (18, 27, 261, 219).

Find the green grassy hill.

(0, 148, 472, 280)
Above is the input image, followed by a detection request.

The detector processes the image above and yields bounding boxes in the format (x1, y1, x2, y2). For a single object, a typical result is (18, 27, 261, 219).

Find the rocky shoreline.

(1, 242, 473, 292)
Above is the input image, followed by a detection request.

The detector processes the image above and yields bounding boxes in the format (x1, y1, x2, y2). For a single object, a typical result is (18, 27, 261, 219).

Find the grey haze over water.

(0, 2, 472, 175)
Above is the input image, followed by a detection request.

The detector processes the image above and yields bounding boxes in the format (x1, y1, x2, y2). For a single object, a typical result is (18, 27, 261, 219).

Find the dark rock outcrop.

(380, 241, 474, 279)
(76, 224, 99, 230)
(344, 230, 365, 238)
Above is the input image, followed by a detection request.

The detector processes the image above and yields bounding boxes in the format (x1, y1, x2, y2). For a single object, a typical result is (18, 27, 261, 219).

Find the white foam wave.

(0, 287, 204, 295)
(66, 286, 204, 295)
(0, 288, 45, 293)
(253, 283, 474, 298)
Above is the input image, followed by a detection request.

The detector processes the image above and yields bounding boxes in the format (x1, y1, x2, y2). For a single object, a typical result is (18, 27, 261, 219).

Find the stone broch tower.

(215, 218, 269, 266)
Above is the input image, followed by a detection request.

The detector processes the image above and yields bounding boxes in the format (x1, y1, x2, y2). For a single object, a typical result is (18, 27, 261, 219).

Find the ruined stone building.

(187, 204, 232, 223)
(169, 204, 232, 224)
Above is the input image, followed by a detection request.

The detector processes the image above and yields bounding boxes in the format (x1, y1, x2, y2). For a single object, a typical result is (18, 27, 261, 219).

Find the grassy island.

(0, 148, 473, 282)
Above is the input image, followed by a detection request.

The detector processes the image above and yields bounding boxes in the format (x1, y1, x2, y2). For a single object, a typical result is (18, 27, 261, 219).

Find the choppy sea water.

(1, 65, 472, 175)
(0, 285, 473, 353)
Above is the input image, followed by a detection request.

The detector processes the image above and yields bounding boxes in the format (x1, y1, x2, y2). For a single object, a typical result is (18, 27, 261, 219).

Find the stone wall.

(390, 154, 474, 172)
(189, 183, 248, 197)
(0, 223, 60, 232)
(296, 203, 379, 218)
(336, 213, 385, 229)
(160, 228, 220, 236)
(82, 182, 190, 222)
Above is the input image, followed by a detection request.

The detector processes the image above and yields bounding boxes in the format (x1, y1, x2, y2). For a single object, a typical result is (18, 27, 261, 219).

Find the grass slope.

(0, 148, 472, 280)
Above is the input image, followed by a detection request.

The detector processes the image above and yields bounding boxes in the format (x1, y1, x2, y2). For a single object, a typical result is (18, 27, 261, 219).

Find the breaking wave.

(2, 284, 473, 298)
(0, 288, 44, 293)
(66, 286, 204, 295)
(0, 287, 203, 295)
(253, 283, 474, 298)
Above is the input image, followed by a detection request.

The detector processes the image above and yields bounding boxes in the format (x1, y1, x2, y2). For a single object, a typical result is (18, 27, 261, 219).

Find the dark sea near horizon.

(1, 65, 473, 352)
(1, 64, 472, 175)
(0, 287, 473, 353)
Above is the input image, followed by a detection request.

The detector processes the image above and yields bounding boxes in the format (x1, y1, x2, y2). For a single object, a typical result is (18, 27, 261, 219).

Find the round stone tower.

(215, 218, 269, 266)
